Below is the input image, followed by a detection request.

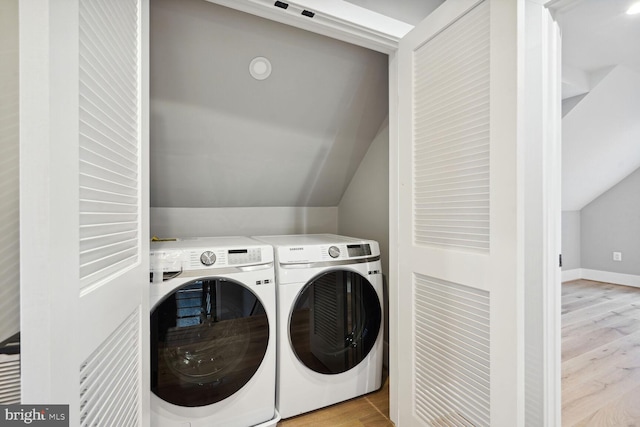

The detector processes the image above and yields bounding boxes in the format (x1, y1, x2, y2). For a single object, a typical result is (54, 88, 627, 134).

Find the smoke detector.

(249, 57, 272, 80)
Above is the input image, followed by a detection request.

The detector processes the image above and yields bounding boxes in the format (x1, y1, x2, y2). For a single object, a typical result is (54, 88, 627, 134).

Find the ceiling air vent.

(274, 1, 288, 9)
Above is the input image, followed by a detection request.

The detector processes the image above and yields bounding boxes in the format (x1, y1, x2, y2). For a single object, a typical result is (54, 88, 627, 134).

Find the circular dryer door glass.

(290, 270, 381, 375)
(151, 278, 269, 407)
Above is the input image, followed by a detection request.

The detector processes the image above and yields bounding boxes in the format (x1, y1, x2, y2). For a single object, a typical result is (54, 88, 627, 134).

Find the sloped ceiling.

(559, 0, 640, 98)
(557, 0, 640, 210)
(562, 66, 640, 210)
(150, 0, 389, 207)
(344, 0, 444, 25)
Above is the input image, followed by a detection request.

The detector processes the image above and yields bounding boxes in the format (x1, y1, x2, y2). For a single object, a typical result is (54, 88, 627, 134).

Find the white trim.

(581, 269, 640, 288)
(545, 0, 585, 14)
(561, 268, 582, 282)
(204, 0, 411, 54)
(387, 49, 400, 424)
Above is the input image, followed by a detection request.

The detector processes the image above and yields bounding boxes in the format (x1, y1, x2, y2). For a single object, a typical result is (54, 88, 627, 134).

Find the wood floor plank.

(561, 315, 640, 361)
(561, 296, 636, 328)
(562, 302, 640, 339)
(561, 286, 638, 314)
(562, 279, 640, 427)
(572, 383, 640, 427)
(278, 378, 392, 427)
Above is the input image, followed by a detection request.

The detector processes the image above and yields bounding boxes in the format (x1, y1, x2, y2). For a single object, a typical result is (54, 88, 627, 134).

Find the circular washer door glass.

(290, 270, 381, 374)
(151, 278, 269, 407)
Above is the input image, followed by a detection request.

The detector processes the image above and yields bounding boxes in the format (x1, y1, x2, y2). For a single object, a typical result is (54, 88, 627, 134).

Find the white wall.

(581, 167, 640, 276)
(338, 119, 389, 367)
(150, 0, 388, 209)
(150, 207, 338, 238)
(561, 210, 581, 271)
(0, 0, 20, 344)
(338, 121, 389, 275)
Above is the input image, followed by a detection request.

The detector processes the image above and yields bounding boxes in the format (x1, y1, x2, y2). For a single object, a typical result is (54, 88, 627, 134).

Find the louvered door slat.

(414, 273, 490, 426)
(80, 111, 137, 153)
(80, 308, 140, 427)
(413, 0, 490, 252)
(80, 146, 138, 177)
(79, 0, 140, 290)
(80, 124, 138, 161)
(81, 175, 138, 198)
(80, 245, 138, 278)
(80, 161, 137, 187)
(0, 354, 20, 405)
(80, 80, 137, 129)
(80, 187, 138, 205)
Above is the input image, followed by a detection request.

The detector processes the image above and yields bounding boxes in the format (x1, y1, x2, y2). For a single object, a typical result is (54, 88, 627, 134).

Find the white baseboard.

(561, 269, 582, 282)
(580, 269, 640, 289)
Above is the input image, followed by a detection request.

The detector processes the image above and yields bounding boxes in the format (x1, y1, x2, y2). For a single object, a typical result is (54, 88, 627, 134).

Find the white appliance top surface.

(252, 234, 368, 247)
(151, 236, 265, 251)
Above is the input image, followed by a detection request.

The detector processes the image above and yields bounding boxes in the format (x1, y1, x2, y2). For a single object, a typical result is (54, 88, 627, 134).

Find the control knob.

(328, 246, 340, 258)
(200, 251, 216, 266)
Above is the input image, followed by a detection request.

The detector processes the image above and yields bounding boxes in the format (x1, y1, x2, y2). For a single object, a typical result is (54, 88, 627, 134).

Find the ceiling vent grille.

(79, 0, 141, 290)
(413, 273, 490, 426)
(412, 1, 490, 252)
(79, 308, 140, 427)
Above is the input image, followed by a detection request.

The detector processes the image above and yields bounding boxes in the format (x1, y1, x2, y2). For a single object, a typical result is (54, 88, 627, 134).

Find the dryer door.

(290, 270, 382, 374)
(151, 278, 269, 407)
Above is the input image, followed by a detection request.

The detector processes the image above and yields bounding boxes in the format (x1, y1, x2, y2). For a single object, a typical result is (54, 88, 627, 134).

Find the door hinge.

(559, 254, 562, 268)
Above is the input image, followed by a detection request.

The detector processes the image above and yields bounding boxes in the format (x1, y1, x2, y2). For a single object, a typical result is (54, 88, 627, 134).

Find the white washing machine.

(253, 234, 384, 419)
(149, 237, 278, 427)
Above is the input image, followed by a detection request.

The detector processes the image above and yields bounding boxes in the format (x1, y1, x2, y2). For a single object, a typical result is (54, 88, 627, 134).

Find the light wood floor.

(277, 375, 393, 427)
(562, 279, 640, 426)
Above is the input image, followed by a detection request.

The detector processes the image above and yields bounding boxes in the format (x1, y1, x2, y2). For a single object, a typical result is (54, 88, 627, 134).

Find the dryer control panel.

(277, 242, 379, 264)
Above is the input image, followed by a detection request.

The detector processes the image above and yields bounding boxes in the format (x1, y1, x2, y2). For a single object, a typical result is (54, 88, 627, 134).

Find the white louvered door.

(20, 0, 149, 425)
(396, 0, 526, 425)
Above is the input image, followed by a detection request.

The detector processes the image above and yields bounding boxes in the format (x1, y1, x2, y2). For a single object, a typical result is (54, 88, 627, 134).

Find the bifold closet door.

(395, 0, 539, 425)
(20, 0, 150, 425)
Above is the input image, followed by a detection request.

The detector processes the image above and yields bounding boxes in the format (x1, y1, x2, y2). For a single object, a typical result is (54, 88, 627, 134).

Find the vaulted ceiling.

(557, 0, 640, 210)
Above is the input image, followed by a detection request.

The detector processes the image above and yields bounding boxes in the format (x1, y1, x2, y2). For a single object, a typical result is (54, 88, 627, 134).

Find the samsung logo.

(289, 247, 304, 251)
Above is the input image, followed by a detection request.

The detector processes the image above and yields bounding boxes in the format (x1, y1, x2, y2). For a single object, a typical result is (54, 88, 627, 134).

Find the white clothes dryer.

(149, 237, 277, 427)
(253, 234, 384, 419)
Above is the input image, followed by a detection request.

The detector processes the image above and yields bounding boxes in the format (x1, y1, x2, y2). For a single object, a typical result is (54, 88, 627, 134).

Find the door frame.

(166, 1, 562, 424)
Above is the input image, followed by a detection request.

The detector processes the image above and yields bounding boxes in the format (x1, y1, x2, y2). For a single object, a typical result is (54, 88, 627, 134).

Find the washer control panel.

(150, 241, 271, 274)
(227, 248, 262, 265)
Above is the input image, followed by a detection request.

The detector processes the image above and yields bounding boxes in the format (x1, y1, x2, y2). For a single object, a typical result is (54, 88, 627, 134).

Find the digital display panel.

(347, 244, 371, 257)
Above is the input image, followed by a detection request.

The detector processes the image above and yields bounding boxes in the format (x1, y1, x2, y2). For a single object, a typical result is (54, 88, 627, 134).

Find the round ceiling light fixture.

(249, 56, 272, 80)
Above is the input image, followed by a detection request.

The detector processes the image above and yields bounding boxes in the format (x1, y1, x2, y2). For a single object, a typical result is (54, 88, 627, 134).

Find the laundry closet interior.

(149, 0, 396, 361)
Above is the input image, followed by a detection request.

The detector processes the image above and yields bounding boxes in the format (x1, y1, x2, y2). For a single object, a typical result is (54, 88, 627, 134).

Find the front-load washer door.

(151, 278, 269, 407)
(290, 270, 381, 374)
